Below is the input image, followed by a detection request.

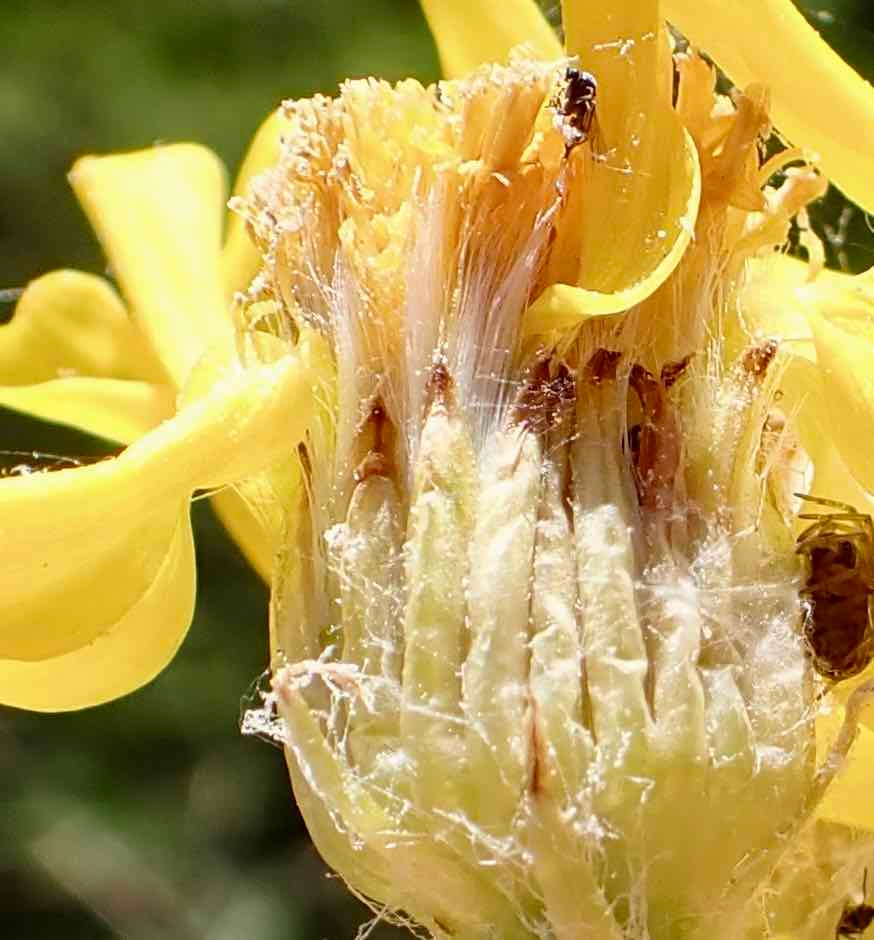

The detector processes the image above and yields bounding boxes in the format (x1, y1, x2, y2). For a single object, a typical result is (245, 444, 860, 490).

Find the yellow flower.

(4, 0, 874, 935)
(1, 117, 289, 574)
(421, 0, 874, 212)
(0, 114, 334, 710)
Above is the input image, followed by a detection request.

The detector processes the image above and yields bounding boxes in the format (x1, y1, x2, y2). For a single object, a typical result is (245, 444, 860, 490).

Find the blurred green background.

(0, 2, 872, 938)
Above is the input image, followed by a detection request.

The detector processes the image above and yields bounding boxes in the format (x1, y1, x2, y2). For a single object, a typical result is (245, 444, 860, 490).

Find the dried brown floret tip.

(512, 360, 575, 435)
(584, 347, 622, 384)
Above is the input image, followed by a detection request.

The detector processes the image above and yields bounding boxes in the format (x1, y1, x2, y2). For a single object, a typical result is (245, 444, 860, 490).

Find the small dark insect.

(836, 869, 874, 938)
(556, 66, 599, 152)
(796, 494, 874, 683)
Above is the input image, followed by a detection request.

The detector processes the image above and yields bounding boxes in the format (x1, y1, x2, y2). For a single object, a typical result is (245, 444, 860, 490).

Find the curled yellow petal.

(223, 110, 292, 300)
(746, 262, 874, 731)
(210, 487, 274, 583)
(181, 328, 325, 583)
(815, 704, 874, 832)
(805, 275, 874, 495)
(738, 253, 816, 360)
(736, 253, 860, 367)
(740, 259, 874, 501)
(525, 283, 632, 338)
(778, 353, 874, 519)
(560, 0, 701, 304)
(69, 145, 234, 388)
(0, 270, 165, 385)
(0, 377, 174, 445)
(419, 0, 561, 79)
(0, 334, 327, 709)
(664, 0, 874, 212)
(0, 517, 195, 713)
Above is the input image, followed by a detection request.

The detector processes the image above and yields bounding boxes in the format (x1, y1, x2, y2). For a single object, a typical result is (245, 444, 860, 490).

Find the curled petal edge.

(70, 144, 234, 389)
(0, 270, 166, 386)
(0, 332, 329, 697)
(0, 513, 195, 712)
(526, 128, 700, 337)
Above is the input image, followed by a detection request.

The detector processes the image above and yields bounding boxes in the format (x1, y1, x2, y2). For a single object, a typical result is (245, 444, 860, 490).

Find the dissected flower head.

(2, 1, 874, 936)
(228, 49, 874, 939)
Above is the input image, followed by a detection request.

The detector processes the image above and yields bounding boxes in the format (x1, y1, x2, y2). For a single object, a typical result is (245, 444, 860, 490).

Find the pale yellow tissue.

(0, 270, 166, 385)
(561, 0, 701, 303)
(0, 343, 322, 704)
(664, 0, 874, 213)
(69, 145, 235, 387)
(742, 259, 874, 508)
(210, 487, 274, 584)
(816, 705, 874, 832)
(0, 516, 196, 712)
(419, 0, 561, 80)
(525, 283, 633, 338)
(741, 254, 817, 359)
(779, 354, 874, 515)
(808, 301, 874, 496)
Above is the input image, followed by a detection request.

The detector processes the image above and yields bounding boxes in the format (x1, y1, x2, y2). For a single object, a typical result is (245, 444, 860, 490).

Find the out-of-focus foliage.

(0, 2, 871, 938)
(0, 0, 439, 287)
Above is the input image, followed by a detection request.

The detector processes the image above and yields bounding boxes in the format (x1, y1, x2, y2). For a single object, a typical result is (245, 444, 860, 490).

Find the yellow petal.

(561, 0, 701, 305)
(0, 377, 174, 445)
(69, 145, 235, 389)
(0, 270, 166, 385)
(777, 346, 874, 525)
(806, 284, 874, 495)
(186, 330, 321, 583)
(738, 254, 816, 361)
(741, 259, 874, 501)
(210, 487, 273, 583)
(664, 0, 874, 212)
(526, 283, 637, 336)
(794, 383, 872, 513)
(223, 110, 292, 300)
(726, 255, 867, 370)
(419, 0, 561, 79)
(815, 704, 874, 831)
(0, 516, 195, 712)
(213, 460, 305, 585)
(0, 333, 328, 710)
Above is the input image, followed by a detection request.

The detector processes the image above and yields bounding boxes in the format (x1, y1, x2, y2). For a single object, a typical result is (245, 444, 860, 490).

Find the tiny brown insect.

(836, 869, 874, 938)
(556, 66, 599, 152)
(796, 494, 874, 683)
